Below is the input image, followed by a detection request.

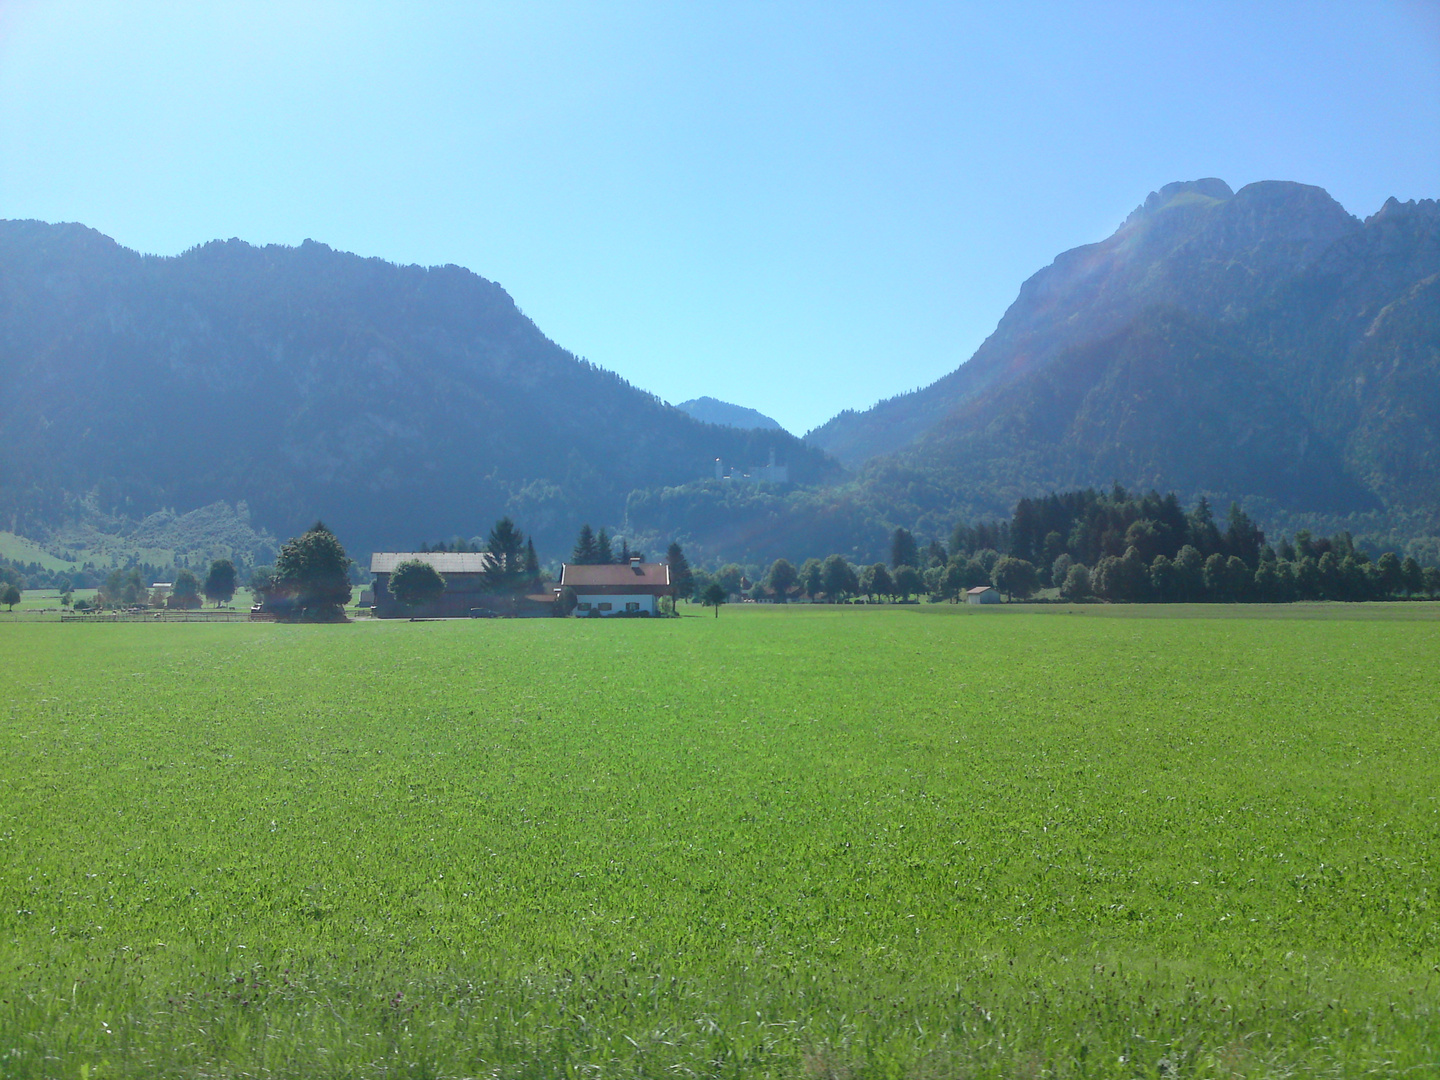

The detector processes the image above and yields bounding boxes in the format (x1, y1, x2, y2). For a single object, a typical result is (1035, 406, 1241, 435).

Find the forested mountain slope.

(676, 397, 785, 432)
(810, 181, 1440, 534)
(0, 222, 838, 557)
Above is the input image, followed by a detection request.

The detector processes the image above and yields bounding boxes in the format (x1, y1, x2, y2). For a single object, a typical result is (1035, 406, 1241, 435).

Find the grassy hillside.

(1, 606, 1436, 1077)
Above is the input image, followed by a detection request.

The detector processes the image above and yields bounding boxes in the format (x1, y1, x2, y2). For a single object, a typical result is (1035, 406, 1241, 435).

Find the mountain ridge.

(0, 220, 839, 559)
(805, 179, 1363, 467)
(676, 396, 785, 432)
(2, 179, 1436, 571)
(800, 181, 1438, 553)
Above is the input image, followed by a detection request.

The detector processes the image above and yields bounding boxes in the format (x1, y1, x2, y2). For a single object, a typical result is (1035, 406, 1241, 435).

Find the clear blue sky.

(2, 1, 1437, 435)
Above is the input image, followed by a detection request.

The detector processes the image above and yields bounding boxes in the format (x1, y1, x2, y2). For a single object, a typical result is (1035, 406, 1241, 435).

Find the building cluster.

(712, 449, 788, 484)
(368, 552, 673, 618)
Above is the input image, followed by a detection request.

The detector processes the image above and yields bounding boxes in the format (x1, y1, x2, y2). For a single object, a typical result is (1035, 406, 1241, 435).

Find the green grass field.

(1, 605, 1436, 1078)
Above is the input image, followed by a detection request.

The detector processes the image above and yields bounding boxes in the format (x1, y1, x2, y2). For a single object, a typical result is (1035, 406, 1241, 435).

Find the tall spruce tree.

(485, 517, 527, 590)
(572, 524, 600, 565)
(891, 527, 919, 570)
(666, 542, 694, 601)
(596, 528, 614, 564)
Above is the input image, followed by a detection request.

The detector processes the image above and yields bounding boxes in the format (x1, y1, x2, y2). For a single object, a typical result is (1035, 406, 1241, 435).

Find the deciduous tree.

(821, 554, 857, 602)
(1060, 564, 1091, 601)
(701, 582, 727, 617)
(272, 521, 352, 621)
(1400, 556, 1424, 597)
(939, 561, 966, 601)
(204, 558, 237, 606)
(169, 569, 203, 610)
(716, 564, 746, 597)
(1375, 552, 1403, 597)
(992, 556, 1038, 601)
(893, 565, 922, 600)
(390, 559, 446, 609)
(864, 562, 893, 601)
(799, 558, 823, 600)
(765, 558, 798, 601)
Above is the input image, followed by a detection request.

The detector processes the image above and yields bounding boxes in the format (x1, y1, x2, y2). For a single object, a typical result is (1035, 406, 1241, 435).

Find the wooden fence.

(58, 610, 264, 623)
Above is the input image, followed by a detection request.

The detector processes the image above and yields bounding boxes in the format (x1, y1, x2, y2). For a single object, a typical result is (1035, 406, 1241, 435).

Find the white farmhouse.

(561, 556, 672, 615)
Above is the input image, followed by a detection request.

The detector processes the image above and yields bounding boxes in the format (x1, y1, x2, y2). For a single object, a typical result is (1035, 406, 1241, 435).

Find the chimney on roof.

(630, 554, 642, 572)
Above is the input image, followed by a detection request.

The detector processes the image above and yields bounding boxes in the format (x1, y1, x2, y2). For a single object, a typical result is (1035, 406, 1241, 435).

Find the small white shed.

(966, 586, 1001, 605)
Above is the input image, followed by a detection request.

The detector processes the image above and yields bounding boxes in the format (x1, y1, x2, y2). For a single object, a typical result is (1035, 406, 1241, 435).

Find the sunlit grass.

(1, 605, 1436, 1077)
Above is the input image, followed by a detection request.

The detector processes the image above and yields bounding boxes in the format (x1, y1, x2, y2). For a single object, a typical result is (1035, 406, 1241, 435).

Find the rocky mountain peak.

(1132, 177, 1234, 219)
(1367, 195, 1440, 225)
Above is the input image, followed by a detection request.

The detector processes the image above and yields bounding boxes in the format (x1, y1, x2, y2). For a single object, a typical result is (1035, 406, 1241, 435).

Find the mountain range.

(0, 221, 835, 563)
(1, 178, 1437, 570)
(809, 179, 1439, 543)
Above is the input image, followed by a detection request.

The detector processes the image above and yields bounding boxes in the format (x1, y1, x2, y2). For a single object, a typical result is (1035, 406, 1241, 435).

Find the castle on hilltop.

(713, 448, 789, 484)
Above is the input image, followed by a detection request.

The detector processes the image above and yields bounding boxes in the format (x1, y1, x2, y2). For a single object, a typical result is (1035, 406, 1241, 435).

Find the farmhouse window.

(598, 602, 613, 611)
(576, 602, 591, 612)
(626, 602, 640, 612)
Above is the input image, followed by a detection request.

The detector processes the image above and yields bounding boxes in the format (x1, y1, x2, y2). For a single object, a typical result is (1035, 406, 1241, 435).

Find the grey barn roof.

(370, 552, 495, 575)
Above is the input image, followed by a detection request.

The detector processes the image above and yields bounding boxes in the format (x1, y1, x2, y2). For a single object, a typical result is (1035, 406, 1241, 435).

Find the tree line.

(666, 488, 1440, 605)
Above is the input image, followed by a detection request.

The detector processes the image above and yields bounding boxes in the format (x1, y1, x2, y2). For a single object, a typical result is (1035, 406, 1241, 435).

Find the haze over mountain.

(676, 397, 785, 432)
(1, 177, 1436, 572)
(0, 221, 837, 561)
(809, 180, 1440, 536)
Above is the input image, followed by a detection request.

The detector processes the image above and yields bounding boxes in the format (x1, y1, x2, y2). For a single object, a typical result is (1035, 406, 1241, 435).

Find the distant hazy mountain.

(676, 396, 785, 432)
(809, 180, 1440, 529)
(0, 221, 839, 558)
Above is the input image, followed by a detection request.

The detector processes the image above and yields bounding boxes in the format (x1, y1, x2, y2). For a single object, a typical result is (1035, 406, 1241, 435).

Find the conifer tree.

(572, 524, 599, 565)
(666, 542, 694, 601)
(486, 517, 526, 588)
(596, 529, 614, 564)
(891, 527, 919, 570)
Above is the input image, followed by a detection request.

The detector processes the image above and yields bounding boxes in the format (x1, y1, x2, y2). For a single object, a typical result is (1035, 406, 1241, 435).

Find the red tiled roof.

(561, 562, 671, 589)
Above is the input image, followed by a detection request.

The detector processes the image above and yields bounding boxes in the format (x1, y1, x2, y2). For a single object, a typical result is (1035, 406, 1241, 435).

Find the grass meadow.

(1, 604, 1436, 1078)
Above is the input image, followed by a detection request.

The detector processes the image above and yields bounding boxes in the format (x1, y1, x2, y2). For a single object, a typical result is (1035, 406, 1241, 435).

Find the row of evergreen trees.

(570, 524, 644, 566)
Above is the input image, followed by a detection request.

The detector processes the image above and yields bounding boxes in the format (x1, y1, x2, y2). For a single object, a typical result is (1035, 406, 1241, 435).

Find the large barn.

(370, 552, 497, 618)
(561, 557, 672, 615)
